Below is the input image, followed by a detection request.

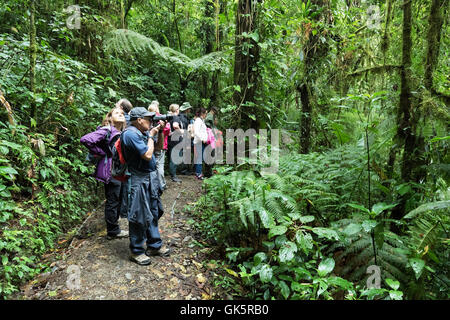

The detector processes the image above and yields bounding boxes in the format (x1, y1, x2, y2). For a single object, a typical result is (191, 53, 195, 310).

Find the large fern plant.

(104, 29, 230, 74)
(329, 218, 410, 285)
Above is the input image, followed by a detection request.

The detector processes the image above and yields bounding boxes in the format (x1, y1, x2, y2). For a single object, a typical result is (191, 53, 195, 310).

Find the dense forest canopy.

(0, 0, 448, 300)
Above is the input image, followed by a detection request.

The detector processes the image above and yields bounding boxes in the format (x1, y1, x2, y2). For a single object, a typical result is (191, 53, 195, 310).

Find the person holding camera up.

(121, 107, 170, 266)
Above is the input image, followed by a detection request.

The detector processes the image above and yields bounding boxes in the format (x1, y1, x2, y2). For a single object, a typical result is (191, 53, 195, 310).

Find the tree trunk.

(29, 0, 37, 124)
(201, 0, 215, 103)
(233, 0, 260, 129)
(424, 0, 446, 91)
(173, 0, 183, 53)
(391, 0, 415, 223)
(297, 0, 329, 154)
(210, 0, 225, 108)
(299, 84, 311, 154)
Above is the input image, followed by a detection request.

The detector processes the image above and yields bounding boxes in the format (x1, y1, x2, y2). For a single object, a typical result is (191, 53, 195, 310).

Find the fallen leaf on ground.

(149, 267, 165, 279)
(196, 273, 206, 283)
(201, 292, 211, 300)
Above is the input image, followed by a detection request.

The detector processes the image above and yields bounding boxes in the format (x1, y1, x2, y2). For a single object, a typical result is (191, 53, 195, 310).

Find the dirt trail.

(16, 176, 225, 300)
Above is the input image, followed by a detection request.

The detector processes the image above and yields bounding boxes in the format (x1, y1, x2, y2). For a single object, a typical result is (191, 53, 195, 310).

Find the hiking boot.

(107, 230, 129, 240)
(145, 245, 171, 257)
(171, 176, 182, 183)
(129, 253, 151, 266)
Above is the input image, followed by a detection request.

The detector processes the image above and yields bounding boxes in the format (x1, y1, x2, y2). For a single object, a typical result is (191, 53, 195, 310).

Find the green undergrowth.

(193, 145, 449, 300)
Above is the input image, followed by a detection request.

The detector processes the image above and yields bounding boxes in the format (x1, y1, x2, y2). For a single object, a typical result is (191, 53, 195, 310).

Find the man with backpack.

(120, 107, 169, 266)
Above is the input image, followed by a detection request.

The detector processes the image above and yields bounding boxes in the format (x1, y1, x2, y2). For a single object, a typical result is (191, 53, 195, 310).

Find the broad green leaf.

(362, 220, 377, 232)
(299, 215, 315, 223)
(258, 208, 274, 228)
(318, 258, 335, 277)
(371, 202, 396, 215)
(343, 223, 362, 236)
(279, 241, 297, 263)
(385, 278, 400, 290)
(268, 225, 287, 239)
(327, 276, 353, 290)
(360, 288, 386, 300)
(254, 252, 267, 266)
(316, 279, 329, 297)
(0, 166, 18, 176)
(389, 290, 403, 300)
(259, 264, 273, 283)
(311, 227, 339, 241)
(347, 203, 370, 214)
(295, 230, 313, 253)
(396, 183, 411, 196)
(108, 87, 117, 97)
(278, 280, 290, 299)
(409, 258, 425, 280)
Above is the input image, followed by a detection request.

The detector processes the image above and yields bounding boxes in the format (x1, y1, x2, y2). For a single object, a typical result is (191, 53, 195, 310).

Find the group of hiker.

(80, 99, 221, 266)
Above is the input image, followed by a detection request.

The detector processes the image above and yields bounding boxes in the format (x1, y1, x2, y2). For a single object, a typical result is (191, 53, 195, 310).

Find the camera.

(153, 114, 173, 123)
(151, 114, 173, 129)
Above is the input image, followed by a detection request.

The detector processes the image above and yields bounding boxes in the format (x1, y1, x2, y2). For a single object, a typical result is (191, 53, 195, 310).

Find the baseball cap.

(130, 107, 155, 120)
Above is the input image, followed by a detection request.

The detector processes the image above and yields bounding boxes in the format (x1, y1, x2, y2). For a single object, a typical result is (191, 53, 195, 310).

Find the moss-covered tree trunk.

(391, 0, 421, 223)
(201, 0, 216, 104)
(298, 0, 329, 154)
(424, 0, 446, 91)
(210, 0, 226, 108)
(233, 0, 261, 129)
(29, 0, 37, 124)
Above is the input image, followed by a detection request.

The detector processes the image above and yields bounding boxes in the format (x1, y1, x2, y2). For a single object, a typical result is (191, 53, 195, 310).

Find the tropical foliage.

(0, 0, 448, 299)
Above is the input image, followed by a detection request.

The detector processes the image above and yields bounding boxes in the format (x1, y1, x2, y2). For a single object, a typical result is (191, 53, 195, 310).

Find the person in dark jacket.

(80, 107, 128, 240)
(121, 107, 169, 266)
(179, 102, 194, 175)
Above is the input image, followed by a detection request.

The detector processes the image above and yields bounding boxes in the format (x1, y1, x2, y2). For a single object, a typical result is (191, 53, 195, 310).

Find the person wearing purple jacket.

(80, 107, 128, 239)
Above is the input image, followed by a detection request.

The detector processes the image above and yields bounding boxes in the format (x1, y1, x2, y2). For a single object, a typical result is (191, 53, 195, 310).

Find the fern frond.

(104, 29, 228, 73)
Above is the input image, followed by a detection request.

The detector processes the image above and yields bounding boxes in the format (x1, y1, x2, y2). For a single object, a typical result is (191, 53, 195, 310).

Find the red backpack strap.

(114, 138, 126, 164)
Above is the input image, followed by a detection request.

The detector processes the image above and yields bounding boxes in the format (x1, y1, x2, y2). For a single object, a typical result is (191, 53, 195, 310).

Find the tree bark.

(173, 0, 183, 53)
(297, 0, 329, 154)
(29, 0, 37, 123)
(201, 0, 215, 103)
(299, 84, 311, 154)
(424, 0, 446, 91)
(233, 0, 261, 129)
(391, 0, 416, 223)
